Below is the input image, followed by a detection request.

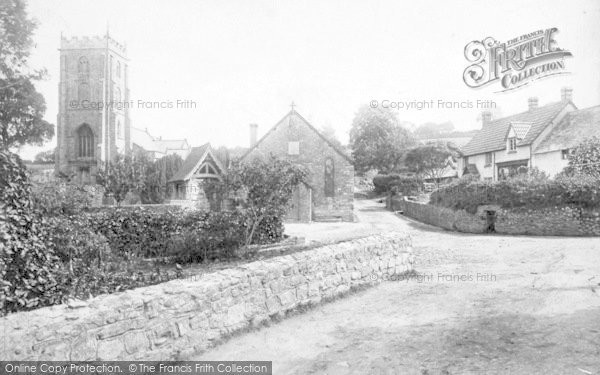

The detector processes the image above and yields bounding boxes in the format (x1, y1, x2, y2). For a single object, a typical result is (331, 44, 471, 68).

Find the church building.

(242, 108, 355, 222)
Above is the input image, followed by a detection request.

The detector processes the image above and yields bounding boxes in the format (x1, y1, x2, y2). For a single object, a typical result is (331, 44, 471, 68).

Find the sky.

(18, 0, 600, 159)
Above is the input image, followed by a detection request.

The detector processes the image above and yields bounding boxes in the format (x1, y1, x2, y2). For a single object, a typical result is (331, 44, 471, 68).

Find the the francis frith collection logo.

(463, 28, 572, 92)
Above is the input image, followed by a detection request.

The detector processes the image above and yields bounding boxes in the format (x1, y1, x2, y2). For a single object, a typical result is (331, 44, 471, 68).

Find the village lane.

(194, 199, 600, 374)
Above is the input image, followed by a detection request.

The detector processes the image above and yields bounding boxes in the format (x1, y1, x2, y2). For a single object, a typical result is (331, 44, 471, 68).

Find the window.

(485, 152, 492, 166)
(114, 87, 121, 103)
(288, 141, 300, 155)
(77, 124, 94, 158)
(78, 56, 89, 75)
(561, 149, 570, 160)
(464, 156, 469, 164)
(324, 157, 335, 197)
(508, 137, 517, 152)
(117, 121, 123, 139)
(116, 61, 121, 78)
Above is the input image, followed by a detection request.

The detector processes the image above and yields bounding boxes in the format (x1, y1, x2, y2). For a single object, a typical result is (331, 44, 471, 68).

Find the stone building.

(242, 108, 354, 222)
(55, 34, 188, 184)
(55, 34, 131, 184)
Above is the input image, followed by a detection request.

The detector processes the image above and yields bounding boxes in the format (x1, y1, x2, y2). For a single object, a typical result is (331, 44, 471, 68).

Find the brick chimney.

(249, 123, 258, 147)
(528, 97, 539, 111)
(481, 111, 492, 127)
(561, 87, 573, 102)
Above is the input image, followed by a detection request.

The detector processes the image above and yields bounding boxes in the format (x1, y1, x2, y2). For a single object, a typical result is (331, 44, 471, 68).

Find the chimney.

(249, 123, 258, 147)
(481, 111, 492, 127)
(528, 97, 538, 111)
(561, 87, 573, 102)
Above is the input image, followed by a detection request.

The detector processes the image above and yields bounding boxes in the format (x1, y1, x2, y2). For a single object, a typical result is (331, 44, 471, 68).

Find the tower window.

(78, 56, 89, 75)
(77, 124, 94, 158)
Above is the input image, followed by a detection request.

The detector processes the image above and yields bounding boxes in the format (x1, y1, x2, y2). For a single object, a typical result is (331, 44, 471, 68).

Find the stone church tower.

(55, 34, 131, 183)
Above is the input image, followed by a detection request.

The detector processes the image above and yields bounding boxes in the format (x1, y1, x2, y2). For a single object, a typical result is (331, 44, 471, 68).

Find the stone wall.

(388, 196, 600, 236)
(0, 233, 413, 360)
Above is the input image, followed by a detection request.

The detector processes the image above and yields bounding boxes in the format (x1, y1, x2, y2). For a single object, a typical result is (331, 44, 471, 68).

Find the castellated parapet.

(60, 35, 127, 55)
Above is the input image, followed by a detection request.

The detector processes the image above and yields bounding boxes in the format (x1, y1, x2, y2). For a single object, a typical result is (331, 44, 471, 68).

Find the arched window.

(77, 124, 94, 158)
(78, 56, 89, 75)
(116, 61, 121, 77)
(78, 82, 90, 101)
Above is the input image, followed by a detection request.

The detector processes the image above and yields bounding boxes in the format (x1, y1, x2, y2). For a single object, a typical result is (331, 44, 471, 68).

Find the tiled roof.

(241, 110, 352, 163)
(535, 105, 600, 153)
(131, 127, 189, 154)
(168, 143, 211, 182)
(461, 101, 570, 156)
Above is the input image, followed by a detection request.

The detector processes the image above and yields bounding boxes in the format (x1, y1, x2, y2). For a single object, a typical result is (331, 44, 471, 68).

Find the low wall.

(0, 233, 413, 360)
(388, 196, 486, 233)
(388, 196, 600, 236)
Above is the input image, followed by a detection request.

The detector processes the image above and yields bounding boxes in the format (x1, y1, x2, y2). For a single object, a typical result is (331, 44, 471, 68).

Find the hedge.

(430, 174, 600, 213)
(372, 174, 422, 195)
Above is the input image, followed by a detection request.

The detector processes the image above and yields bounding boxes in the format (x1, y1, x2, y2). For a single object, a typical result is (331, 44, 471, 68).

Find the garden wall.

(388, 196, 600, 236)
(0, 233, 413, 360)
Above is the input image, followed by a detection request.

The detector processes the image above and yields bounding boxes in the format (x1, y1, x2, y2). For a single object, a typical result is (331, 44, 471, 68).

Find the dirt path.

(193, 199, 600, 374)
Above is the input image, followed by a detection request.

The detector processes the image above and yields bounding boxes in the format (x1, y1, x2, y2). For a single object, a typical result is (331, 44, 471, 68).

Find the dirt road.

(194, 199, 600, 374)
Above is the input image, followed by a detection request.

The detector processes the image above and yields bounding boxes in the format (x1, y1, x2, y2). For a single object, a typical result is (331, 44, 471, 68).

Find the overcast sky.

(18, 0, 600, 159)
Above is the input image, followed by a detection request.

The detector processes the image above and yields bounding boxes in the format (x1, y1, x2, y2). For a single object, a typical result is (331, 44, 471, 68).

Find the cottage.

(241, 108, 354, 222)
(457, 87, 598, 180)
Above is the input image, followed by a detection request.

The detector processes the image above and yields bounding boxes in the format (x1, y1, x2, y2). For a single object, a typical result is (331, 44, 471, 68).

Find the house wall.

(532, 150, 569, 177)
(0, 233, 413, 360)
(246, 117, 354, 222)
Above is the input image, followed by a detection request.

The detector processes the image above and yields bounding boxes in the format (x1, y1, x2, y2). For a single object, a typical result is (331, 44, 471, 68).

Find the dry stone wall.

(0, 233, 413, 360)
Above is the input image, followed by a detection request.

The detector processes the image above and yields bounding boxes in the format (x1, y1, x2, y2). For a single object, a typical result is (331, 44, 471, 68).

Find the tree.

(0, 0, 54, 151)
(404, 143, 454, 188)
(349, 105, 415, 174)
(220, 156, 307, 247)
(413, 121, 455, 139)
(565, 136, 600, 178)
(33, 148, 55, 163)
(96, 154, 147, 205)
(140, 154, 183, 204)
(320, 124, 344, 149)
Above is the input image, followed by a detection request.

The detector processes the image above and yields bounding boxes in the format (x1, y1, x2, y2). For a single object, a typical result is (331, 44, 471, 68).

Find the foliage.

(33, 148, 55, 163)
(404, 143, 454, 186)
(31, 179, 93, 216)
(0, 150, 62, 315)
(140, 153, 183, 204)
(372, 174, 423, 195)
(413, 121, 454, 139)
(0, 0, 54, 150)
(96, 153, 147, 205)
(349, 105, 415, 174)
(565, 136, 600, 178)
(430, 173, 600, 213)
(226, 156, 307, 246)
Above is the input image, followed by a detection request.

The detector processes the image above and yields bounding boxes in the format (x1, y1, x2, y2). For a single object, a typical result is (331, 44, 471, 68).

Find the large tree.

(0, 0, 54, 151)
(349, 105, 415, 174)
(404, 143, 456, 188)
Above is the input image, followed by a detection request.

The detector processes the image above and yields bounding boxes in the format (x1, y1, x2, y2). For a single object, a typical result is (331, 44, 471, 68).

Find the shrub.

(32, 180, 93, 216)
(372, 174, 422, 195)
(0, 151, 62, 315)
(430, 173, 600, 213)
(168, 211, 246, 263)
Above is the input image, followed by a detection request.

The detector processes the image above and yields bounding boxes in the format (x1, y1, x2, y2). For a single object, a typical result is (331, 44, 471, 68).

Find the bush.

(168, 211, 246, 263)
(32, 180, 93, 216)
(0, 151, 63, 315)
(430, 173, 600, 213)
(372, 174, 422, 195)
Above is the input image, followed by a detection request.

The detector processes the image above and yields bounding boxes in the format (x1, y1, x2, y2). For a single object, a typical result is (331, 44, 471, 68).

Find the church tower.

(56, 33, 131, 183)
